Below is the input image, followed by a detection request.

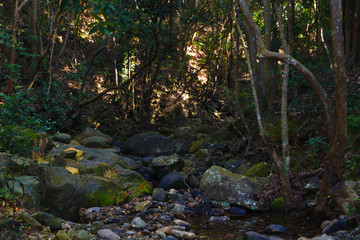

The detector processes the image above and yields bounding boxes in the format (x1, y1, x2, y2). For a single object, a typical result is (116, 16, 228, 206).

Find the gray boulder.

(81, 136, 112, 148)
(158, 172, 187, 190)
(200, 166, 260, 210)
(14, 176, 41, 211)
(123, 132, 188, 157)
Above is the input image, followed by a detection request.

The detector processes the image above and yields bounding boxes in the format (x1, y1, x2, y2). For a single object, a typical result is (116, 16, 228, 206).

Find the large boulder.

(41, 166, 151, 221)
(123, 132, 188, 157)
(151, 153, 184, 178)
(14, 176, 41, 211)
(75, 127, 113, 143)
(200, 166, 260, 210)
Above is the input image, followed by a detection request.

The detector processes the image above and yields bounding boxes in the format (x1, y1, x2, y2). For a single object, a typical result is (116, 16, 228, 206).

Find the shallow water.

(188, 212, 321, 239)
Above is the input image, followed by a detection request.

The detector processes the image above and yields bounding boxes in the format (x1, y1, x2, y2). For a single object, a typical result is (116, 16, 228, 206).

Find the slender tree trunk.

(286, 0, 295, 55)
(315, 0, 348, 214)
(275, 0, 292, 206)
(344, 0, 355, 67)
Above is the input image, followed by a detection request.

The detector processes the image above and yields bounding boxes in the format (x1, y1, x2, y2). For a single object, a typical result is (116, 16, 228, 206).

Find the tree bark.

(263, 0, 273, 110)
(315, 0, 348, 214)
(8, 0, 30, 94)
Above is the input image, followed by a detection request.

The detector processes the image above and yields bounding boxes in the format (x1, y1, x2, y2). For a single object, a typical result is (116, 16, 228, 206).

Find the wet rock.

(245, 162, 270, 178)
(153, 188, 168, 201)
(163, 236, 179, 240)
(299, 234, 336, 240)
(123, 132, 188, 157)
(244, 231, 284, 240)
(31, 211, 62, 231)
(208, 216, 230, 224)
(158, 172, 187, 190)
(200, 166, 260, 210)
(229, 206, 248, 216)
(81, 136, 112, 148)
(97, 229, 121, 240)
(52, 133, 71, 144)
(172, 229, 196, 239)
(264, 224, 287, 234)
(130, 217, 147, 229)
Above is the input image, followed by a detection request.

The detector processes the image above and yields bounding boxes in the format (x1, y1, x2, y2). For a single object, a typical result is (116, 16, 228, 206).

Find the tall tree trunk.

(344, 0, 355, 67)
(286, 0, 295, 55)
(275, 0, 292, 206)
(8, 0, 30, 94)
(315, 0, 348, 214)
(263, 0, 273, 110)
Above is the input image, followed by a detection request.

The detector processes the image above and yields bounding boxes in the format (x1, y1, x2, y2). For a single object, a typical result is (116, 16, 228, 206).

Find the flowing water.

(189, 212, 321, 239)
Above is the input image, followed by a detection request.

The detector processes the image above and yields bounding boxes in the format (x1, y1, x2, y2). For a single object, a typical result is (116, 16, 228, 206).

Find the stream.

(189, 212, 321, 239)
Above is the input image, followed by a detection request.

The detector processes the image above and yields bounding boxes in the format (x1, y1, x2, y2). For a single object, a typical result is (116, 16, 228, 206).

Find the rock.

(171, 229, 196, 239)
(135, 200, 152, 212)
(270, 197, 285, 212)
(152, 154, 185, 178)
(304, 177, 321, 192)
(173, 204, 186, 213)
(17, 212, 42, 229)
(131, 217, 147, 229)
(200, 166, 260, 210)
(163, 236, 179, 240)
(123, 132, 188, 157)
(189, 138, 211, 154)
(97, 229, 121, 240)
(229, 206, 247, 216)
(208, 216, 230, 224)
(244, 231, 284, 240)
(174, 126, 196, 143)
(32, 132, 54, 160)
(75, 127, 113, 143)
(62, 147, 84, 160)
(42, 166, 150, 220)
(91, 221, 106, 233)
(195, 149, 212, 167)
(52, 133, 71, 144)
(81, 136, 112, 148)
(158, 172, 186, 190)
(31, 211, 62, 230)
(264, 224, 287, 234)
(245, 162, 270, 178)
(72, 229, 90, 240)
(13, 175, 41, 211)
(304, 234, 336, 240)
(322, 217, 347, 235)
(56, 230, 71, 240)
(153, 188, 167, 201)
(330, 181, 359, 215)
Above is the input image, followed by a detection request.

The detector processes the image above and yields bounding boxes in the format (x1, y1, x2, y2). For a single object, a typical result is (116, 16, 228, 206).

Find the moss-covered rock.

(200, 166, 261, 210)
(245, 162, 270, 178)
(270, 197, 285, 212)
(189, 138, 211, 154)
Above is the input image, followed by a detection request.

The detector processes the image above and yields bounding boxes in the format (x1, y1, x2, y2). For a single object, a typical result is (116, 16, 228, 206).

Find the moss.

(245, 162, 270, 178)
(270, 197, 285, 212)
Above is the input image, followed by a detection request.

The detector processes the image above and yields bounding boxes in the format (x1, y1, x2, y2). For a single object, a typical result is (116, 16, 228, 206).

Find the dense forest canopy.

(0, 0, 360, 220)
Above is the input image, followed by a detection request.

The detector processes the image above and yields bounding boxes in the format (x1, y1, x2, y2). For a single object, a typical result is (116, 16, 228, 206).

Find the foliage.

(0, 90, 48, 157)
(35, 81, 74, 131)
(305, 136, 329, 154)
(345, 155, 360, 179)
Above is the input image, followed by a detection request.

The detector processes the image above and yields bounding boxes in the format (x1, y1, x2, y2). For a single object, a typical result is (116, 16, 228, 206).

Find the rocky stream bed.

(1, 126, 360, 239)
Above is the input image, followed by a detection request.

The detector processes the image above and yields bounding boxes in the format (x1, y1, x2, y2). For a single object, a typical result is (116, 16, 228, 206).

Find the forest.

(0, 0, 360, 239)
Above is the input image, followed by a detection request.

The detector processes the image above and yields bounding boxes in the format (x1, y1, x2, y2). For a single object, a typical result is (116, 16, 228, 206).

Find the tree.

(235, 0, 348, 213)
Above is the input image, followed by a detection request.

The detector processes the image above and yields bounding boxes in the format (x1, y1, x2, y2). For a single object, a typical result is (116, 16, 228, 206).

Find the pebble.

(97, 229, 121, 240)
